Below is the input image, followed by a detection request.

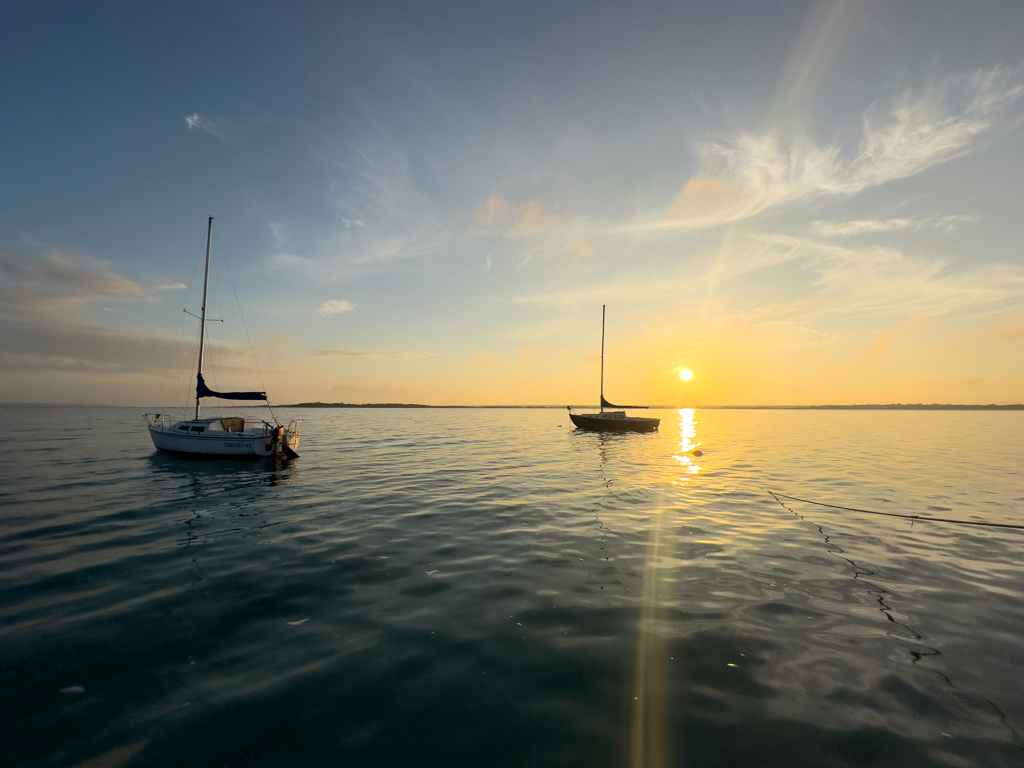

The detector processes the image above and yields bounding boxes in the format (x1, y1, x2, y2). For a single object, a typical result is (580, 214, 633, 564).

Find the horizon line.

(3, 402, 1022, 410)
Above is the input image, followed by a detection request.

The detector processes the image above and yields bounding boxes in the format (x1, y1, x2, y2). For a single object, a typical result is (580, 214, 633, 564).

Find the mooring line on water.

(769, 491, 1024, 746)
(769, 490, 1024, 749)
(769, 492, 1024, 531)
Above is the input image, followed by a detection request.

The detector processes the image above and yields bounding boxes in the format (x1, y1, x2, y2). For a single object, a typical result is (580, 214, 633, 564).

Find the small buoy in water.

(692, 449, 703, 457)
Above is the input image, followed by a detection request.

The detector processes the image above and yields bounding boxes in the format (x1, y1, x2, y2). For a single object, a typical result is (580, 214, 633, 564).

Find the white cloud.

(270, 253, 313, 271)
(184, 113, 230, 138)
(269, 221, 287, 247)
(810, 215, 976, 237)
(315, 299, 356, 317)
(634, 64, 1023, 233)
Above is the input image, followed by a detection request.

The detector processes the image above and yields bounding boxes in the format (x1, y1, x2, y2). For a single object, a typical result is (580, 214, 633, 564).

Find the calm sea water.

(1, 405, 1021, 768)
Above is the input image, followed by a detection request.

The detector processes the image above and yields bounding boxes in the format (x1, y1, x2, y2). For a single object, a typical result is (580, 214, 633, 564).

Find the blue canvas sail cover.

(196, 373, 268, 401)
(601, 395, 643, 409)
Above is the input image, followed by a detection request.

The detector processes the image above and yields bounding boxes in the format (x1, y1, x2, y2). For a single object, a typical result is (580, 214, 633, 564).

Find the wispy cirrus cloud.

(184, 113, 231, 139)
(315, 299, 356, 317)
(626, 64, 1022, 233)
(735, 233, 1024, 320)
(513, 229, 1023, 329)
(311, 348, 435, 358)
(271, 63, 1020, 289)
(811, 215, 976, 237)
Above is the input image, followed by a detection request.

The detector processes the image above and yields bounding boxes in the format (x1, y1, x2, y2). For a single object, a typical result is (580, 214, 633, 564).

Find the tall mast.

(598, 307, 602, 415)
(195, 216, 213, 420)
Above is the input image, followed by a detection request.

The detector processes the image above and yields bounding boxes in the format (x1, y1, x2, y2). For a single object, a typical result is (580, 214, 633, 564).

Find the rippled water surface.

(1, 405, 1022, 768)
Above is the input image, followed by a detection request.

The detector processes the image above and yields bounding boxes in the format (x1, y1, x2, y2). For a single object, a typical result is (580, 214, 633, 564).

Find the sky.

(1, 0, 1022, 406)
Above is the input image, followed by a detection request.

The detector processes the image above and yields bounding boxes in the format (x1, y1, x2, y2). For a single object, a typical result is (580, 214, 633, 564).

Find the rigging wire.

(212, 226, 278, 423)
(769, 492, 1023, 531)
(180, 332, 202, 419)
(204, 234, 247, 422)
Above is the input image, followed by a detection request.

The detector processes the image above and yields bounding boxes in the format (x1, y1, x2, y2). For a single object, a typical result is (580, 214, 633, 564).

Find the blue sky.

(1, 1, 1022, 405)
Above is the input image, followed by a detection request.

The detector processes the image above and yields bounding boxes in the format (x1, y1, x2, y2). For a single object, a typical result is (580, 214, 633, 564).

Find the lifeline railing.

(142, 413, 172, 429)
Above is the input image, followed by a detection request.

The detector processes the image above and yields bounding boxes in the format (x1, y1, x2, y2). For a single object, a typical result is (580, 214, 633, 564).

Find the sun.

(679, 368, 693, 381)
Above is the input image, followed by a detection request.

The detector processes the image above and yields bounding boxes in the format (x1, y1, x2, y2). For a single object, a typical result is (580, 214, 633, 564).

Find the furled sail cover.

(196, 373, 268, 401)
(601, 395, 644, 409)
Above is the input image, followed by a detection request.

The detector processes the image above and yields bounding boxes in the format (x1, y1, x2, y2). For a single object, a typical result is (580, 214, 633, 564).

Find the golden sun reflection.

(631, 409, 706, 766)
(679, 368, 693, 381)
(671, 409, 701, 485)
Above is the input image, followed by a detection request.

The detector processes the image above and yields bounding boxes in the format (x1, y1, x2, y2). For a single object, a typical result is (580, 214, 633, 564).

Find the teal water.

(1, 406, 1022, 767)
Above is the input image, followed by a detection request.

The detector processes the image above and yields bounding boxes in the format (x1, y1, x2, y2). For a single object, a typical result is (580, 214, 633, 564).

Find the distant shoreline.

(279, 402, 1024, 410)
(2, 402, 1021, 410)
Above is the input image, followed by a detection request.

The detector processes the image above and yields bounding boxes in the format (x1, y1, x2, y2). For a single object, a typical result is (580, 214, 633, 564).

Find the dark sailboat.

(567, 306, 660, 433)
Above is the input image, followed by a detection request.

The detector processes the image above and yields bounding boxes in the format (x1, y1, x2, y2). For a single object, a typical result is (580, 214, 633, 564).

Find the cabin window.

(178, 425, 189, 431)
(189, 426, 205, 433)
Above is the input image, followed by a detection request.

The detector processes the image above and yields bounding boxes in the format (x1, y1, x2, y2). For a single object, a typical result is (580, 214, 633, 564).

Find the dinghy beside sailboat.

(143, 217, 299, 458)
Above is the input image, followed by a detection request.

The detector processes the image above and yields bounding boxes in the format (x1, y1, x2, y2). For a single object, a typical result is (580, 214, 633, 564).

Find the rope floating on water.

(769, 492, 1024, 531)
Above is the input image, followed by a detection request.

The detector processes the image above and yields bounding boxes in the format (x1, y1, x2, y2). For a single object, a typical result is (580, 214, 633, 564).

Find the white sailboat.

(567, 305, 660, 433)
(143, 217, 300, 457)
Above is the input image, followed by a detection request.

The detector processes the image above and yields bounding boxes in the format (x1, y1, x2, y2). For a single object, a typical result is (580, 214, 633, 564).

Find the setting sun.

(680, 369, 693, 381)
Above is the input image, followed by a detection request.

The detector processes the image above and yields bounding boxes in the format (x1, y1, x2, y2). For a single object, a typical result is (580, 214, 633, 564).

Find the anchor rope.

(769, 492, 1023, 531)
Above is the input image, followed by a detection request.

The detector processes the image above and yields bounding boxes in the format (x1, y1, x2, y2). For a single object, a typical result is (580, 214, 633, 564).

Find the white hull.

(145, 219, 300, 460)
(149, 427, 274, 456)
(145, 416, 300, 458)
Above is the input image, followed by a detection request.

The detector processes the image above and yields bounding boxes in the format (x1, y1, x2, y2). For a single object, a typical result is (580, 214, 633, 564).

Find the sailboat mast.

(195, 216, 213, 420)
(600, 304, 605, 414)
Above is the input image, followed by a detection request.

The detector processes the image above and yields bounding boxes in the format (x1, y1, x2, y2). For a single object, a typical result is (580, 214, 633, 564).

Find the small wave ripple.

(0, 405, 1021, 767)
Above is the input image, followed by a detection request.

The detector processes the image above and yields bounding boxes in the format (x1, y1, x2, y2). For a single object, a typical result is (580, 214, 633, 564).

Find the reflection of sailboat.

(568, 306, 660, 433)
(143, 217, 300, 457)
(147, 452, 298, 489)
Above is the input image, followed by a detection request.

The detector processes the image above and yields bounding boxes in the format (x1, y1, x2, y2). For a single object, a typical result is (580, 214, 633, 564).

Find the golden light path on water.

(640, 10, 862, 754)
(672, 408, 702, 485)
(631, 409, 702, 768)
